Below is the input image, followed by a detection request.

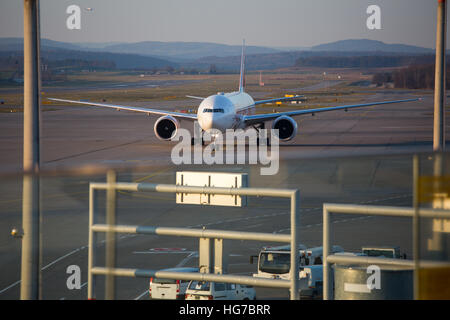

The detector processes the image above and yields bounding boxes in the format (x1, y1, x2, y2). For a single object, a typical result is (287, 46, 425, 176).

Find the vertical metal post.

(290, 191, 299, 300)
(21, 0, 41, 300)
(199, 237, 212, 273)
(36, 2, 43, 300)
(413, 155, 420, 300)
(432, 0, 447, 257)
(88, 185, 98, 300)
(214, 239, 228, 274)
(21, 175, 40, 300)
(434, 0, 446, 152)
(105, 171, 117, 300)
(429, 153, 447, 259)
(23, 1, 40, 171)
(323, 206, 332, 300)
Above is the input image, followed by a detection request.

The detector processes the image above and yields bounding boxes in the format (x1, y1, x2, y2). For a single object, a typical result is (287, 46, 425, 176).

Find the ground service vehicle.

(251, 244, 344, 298)
(185, 281, 256, 300)
(149, 267, 198, 300)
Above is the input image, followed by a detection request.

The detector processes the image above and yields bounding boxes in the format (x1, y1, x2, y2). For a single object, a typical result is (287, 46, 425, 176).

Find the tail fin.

(239, 39, 245, 92)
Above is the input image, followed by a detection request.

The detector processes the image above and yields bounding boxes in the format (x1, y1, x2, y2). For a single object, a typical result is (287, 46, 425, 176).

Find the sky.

(0, 0, 446, 48)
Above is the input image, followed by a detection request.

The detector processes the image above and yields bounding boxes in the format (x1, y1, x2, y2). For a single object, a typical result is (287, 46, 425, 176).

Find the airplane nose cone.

(198, 94, 233, 131)
(200, 113, 213, 130)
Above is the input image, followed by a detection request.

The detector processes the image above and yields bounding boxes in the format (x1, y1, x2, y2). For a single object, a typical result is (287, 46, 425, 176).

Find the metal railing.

(88, 181, 300, 299)
(322, 203, 450, 300)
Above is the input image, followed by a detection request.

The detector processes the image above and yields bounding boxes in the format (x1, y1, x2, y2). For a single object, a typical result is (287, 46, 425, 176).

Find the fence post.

(105, 171, 117, 300)
(88, 185, 97, 300)
(323, 205, 332, 300)
(214, 239, 229, 274)
(290, 190, 299, 300)
(199, 237, 212, 273)
(21, 0, 41, 300)
(413, 155, 420, 300)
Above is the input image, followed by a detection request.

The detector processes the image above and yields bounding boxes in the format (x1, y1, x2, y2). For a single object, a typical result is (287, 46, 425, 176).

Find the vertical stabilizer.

(239, 40, 245, 92)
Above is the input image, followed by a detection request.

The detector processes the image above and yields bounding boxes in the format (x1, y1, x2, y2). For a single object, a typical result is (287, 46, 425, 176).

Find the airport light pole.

(433, 0, 446, 152)
(21, 0, 41, 300)
(427, 0, 448, 298)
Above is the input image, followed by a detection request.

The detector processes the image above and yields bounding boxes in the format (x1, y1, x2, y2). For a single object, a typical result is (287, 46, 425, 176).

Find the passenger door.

(227, 283, 241, 299)
(214, 283, 228, 300)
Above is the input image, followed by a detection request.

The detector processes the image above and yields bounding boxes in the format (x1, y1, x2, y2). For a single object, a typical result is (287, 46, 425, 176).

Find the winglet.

(239, 39, 245, 92)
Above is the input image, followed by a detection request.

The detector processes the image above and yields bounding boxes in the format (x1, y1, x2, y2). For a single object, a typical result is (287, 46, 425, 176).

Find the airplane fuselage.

(197, 91, 255, 132)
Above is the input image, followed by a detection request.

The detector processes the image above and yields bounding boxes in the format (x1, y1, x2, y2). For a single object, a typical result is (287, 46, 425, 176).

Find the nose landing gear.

(191, 137, 205, 146)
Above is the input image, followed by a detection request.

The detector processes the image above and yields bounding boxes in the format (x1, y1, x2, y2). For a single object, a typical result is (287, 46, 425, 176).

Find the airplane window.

(203, 108, 224, 113)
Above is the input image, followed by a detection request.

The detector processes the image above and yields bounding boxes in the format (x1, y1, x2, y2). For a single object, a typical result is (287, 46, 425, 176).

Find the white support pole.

(199, 237, 212, 273)
(434, 0, 447, 151)
(413, 155, 420, 300)
(87, 185, 98, 300)
(323, 207, 332, 300)
(214, 239, 229, 274)
(21, 0, 41, 300)
(105, 171, 117, 300)
(290, 190, 299, 300)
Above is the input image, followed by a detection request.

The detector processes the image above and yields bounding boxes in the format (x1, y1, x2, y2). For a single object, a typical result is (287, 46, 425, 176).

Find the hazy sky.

(0, 0, 445, 48)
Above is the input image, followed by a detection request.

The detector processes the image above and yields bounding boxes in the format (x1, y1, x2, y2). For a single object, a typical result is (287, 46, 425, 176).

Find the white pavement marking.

(42, 247, 83, 271)
(175, 252, 198, 268)
(133, 251, 193, 254)
(0, 246, 86, 295)
(134, 290, 149, 301)
(0, 280, 21, 295)
(1, 234, 140, 295)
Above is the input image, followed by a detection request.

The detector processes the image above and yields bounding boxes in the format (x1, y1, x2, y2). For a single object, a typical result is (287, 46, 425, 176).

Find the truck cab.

(251, 244, 344, 298)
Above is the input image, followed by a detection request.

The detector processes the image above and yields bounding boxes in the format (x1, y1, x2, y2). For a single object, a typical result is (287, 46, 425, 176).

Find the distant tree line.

(372, 64, 450, 89)
(0, 56, 116, 72)
(45, 58, 116, 71)
(0, 56, 22, 70)
(295, 55, 436, 69)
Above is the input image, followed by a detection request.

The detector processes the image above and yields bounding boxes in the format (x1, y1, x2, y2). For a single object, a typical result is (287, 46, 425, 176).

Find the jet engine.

(154, 115, 179, 140)
(272, 115, 298, 141)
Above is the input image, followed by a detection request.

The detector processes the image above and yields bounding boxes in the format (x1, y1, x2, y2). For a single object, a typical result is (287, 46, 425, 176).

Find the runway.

(0, 89, 446, 299)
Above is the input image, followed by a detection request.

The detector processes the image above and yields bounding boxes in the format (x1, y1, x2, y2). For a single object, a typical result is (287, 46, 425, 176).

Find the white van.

(185, 281, 256, 300)
(149, 267, 198, 300)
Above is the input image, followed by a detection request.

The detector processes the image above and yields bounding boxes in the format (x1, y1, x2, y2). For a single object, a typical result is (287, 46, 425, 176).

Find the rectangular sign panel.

(176, 171, 248, 207)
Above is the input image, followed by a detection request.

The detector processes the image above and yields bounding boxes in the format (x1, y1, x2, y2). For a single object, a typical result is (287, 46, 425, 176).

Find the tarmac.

(0, 89, 447, 299)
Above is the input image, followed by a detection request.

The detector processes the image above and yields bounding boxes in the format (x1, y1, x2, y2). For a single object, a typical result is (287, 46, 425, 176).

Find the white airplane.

(49, 42, 420, 143)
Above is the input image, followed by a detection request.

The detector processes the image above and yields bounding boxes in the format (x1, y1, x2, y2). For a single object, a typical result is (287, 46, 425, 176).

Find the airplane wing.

(186, 95, 205, 100)
(244, 98, 420, 126)
(254, 95, 304, 105)
(48, 98, 198, 120)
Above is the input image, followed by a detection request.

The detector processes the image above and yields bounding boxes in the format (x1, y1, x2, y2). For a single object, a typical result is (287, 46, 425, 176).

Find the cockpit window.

(203, 108, 224, 113)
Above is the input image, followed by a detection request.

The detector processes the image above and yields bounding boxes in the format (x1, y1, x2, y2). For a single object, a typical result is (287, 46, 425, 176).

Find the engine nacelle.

(272, 115, 298, 141)
(154, 115, 180, 141)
